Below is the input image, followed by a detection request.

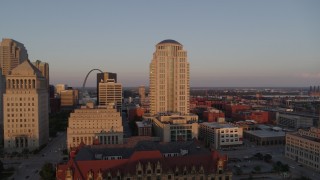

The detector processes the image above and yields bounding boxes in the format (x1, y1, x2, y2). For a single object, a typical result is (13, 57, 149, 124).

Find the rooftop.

(201, 122, 236, 129)
(245, 129, 285, 138)
(136, 121, 152, 128)
(157, 39, 181, 45)
(75, 140, 210, 161)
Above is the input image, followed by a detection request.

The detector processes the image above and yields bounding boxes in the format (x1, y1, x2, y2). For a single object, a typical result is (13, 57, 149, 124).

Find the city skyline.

(1, 1, 319, 87)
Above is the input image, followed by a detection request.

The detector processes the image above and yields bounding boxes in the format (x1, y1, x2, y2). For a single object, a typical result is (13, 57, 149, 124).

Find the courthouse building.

(3, 60, 49, 152)
(67, 102, 123, 149)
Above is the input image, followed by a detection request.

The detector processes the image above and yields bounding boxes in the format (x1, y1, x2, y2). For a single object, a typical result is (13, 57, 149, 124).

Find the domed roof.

(157, 39, 181, 45)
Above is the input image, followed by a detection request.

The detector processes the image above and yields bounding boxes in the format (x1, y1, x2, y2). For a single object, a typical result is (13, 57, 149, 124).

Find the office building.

(32, 60, 49, 88)
(3, 60, 49, 152)
(276, 112, 313, 130)
(136, 121, 152, 136)
(98, 79, 122, 111)
(285, 127, 320, 172)
(138, 85, 146, 105)
(60, 89, 79, 108)
(203, 109, 225, 122)
(97, 72, 117, 104)
(199, 122, 243, 149)
(0, 38, 28, 76)
(67, 102, 123, 149)
(144, 113, 199, 142)
(244, 125, 285, 146)
(55, 84, 68, 96)
(149, 39, 189, 115)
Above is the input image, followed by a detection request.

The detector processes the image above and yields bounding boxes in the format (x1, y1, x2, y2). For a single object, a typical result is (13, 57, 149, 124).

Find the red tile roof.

(57, 149, 227, 179)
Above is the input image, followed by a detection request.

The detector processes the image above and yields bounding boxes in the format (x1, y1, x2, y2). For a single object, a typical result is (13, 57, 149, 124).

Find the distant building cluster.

(309, 85, 320, 97)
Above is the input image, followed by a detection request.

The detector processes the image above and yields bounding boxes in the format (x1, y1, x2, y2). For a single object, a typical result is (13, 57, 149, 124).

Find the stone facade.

(0, 38, 28, 76)
(3, 60, 49, 152)
(67, 103, 123, 149)
(149, 39, 190, 115)
(285, 127, 320, 172)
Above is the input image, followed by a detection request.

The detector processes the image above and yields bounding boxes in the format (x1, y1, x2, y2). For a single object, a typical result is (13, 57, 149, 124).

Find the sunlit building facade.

(285, 127, 320, 172)
(149, 39, 189, 115)
(32, 60, 49, 88)
(0, 38, 28, 76)
(3, 60, 49, 152)
(67, 103, 123, 149)
(98, 79, 122, 111)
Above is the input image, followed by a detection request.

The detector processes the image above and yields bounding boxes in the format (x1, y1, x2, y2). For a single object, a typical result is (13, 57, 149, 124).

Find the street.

(2, 132, 66, 180)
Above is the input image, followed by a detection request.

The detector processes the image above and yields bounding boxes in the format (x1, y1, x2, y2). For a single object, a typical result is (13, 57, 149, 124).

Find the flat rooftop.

(245, 129, 285, 138)
(75, 140, 210, 161)
(289, 132, 320, 143)
(136, 121, 152, 128)
(200, 122, 236, 128)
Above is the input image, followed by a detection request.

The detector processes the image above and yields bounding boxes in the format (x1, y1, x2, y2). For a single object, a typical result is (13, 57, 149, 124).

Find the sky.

(1, 0, 319, 87)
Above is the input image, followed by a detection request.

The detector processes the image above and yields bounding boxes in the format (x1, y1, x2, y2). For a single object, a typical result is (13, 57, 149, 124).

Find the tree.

(263, 154, 272, 163)
(254, 152, 263, 160)
(296, 176, 311, 180)
(39, 163, 55, 180)
(235, 167, 243, 175)
(253, 165, 261, 173)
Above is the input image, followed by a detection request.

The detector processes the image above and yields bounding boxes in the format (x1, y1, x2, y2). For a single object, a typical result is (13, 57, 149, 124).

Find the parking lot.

(220, 140, 320, 180)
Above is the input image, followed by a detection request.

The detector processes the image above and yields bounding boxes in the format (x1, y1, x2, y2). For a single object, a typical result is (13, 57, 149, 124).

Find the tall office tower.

(149, 39, 189, 115)
(55, 84, 68, 96)
(0, 38, 28, 76)
(3, 60, 49, 152)
(32, 60, 49, 88)
(98, 79, 122, 111)
(96, 72, 117, 104)
(0, 70, 5, 144)
(138, 85, 146, 105)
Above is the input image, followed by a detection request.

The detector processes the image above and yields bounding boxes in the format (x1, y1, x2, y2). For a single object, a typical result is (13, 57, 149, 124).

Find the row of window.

(7, 103, 35, 107)
(7, 113, 35, 117)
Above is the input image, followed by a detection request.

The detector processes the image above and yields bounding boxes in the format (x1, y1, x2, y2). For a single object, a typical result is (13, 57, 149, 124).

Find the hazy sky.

(1, 0, 319, 87)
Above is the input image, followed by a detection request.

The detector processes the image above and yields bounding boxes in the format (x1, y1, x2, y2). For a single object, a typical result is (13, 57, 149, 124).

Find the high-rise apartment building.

(0, 38, 28, 76)
(32, 60, 49, 88)
(98, 79, 122, 111)
(97, 72, 117, 104)
(3, 60, 49, 152)
(149, 39, 189, 115)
